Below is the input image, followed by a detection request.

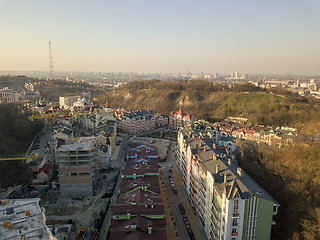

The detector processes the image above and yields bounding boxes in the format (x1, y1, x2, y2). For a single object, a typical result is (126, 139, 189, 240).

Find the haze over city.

(3, 1, 320, 240)
(1, 0, 320, 74)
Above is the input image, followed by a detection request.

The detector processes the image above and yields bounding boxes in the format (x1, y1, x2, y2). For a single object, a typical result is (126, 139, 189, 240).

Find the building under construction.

(57, 137, 100, 196)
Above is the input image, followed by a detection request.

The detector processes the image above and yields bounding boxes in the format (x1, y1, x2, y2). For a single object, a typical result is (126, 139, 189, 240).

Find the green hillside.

(0, 103, 43, 189)
(104, 79, 320, 135)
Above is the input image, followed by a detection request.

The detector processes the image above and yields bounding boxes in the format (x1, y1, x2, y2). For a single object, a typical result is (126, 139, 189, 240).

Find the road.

(98, 134, 128, 240)
(29, 127, 51, 172)
(160, 141, 192, 240)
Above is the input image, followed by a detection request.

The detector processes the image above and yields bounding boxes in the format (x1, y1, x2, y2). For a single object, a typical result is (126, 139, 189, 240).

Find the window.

(232, 218, 238, 226)
(232, 227, 238, 236)
(233, 199, 239, 216)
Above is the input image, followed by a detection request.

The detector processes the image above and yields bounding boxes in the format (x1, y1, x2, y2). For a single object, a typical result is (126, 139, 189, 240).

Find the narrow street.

(98, 134, 128, 240)
(160, 141, 191, 240)
(162, 142, 208, 240)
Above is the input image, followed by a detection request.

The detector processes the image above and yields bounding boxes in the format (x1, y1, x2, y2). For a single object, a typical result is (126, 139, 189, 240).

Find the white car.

(169, 164, 172, 168)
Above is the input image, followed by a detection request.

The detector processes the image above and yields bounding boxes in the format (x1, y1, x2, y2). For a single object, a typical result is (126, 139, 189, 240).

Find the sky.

(0, 0, 320, 75)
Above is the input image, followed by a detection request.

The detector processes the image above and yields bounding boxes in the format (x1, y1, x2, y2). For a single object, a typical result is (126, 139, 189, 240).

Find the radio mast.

(49, 41, 55, 80)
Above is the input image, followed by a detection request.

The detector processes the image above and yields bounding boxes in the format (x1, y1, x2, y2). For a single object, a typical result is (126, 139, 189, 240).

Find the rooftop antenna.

(49, 41, 55, 80)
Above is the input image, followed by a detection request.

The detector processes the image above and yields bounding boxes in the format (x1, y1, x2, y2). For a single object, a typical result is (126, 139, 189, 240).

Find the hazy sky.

(1, 0, 320, 74)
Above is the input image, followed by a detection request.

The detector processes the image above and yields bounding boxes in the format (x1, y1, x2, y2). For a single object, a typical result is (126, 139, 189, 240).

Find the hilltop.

(0, 76, 99, 102)
(104, 79, 320, 135)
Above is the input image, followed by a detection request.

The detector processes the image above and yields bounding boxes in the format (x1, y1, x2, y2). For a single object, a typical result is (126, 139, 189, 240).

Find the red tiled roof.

(38, 164, 52, 174)
(112, 204, 165, 216)
(110, 215, 167, 240)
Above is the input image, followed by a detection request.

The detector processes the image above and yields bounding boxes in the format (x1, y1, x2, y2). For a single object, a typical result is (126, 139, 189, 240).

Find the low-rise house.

(38, 164, 53, 182)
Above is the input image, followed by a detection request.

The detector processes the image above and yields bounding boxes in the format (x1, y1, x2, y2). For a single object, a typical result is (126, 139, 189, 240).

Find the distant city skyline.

(0, 0, 320, 75)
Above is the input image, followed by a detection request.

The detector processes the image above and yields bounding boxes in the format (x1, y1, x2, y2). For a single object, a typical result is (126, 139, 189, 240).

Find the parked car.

(182, 215, 188, 223)
(169, 164, 172, 168)
(187, 228, 194, 237)
(173, 188, 177, 194)
(178, 203, 185, 214)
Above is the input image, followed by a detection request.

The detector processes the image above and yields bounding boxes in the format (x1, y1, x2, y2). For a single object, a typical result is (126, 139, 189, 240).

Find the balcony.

(212, 208, 219, 222)
(212, 201, 220, 213)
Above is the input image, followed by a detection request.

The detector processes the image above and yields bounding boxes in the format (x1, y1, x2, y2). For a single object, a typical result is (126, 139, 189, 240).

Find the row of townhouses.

(109, 145, 167, 239)
(191, 119, 297, 148)
(114, 108, 198, 135)
(176, 124, 279, 240)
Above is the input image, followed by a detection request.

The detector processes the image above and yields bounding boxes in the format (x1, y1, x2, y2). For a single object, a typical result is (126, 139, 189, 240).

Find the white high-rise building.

(176, 125, 279, 240)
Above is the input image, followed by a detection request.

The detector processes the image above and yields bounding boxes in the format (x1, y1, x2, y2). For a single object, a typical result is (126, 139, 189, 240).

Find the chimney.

(216, 164, 219, 174)
(237, 168, 243, 177)
(131, 224, 137, 231)
(3, 221, 8, 228)
(224, 173, 227, 183)
(131, 196, 136, 205)
(213, 143, 216, 150)
(228, 159, 231, 165)
(204, 148, 206, 152)
(25, 210, 31, 216)
(7, 223, 14, 230)
(198, 149, 201, 154)
(147, 224, 152, 235)
(145, 200, 148, 207)
(151, 200, 154, 208)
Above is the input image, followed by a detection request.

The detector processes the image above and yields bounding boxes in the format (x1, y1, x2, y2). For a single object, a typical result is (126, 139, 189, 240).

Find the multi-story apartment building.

(177, 127, 279, 240)
(169, 108, 197, 130)
(117, 109, 156, 135)
(57, 137, 100, 196)
(155, 113, 169, 128)
(59, 96, 81, 109)
(0, 198, 56, 240)
(0, 87, 19, 103)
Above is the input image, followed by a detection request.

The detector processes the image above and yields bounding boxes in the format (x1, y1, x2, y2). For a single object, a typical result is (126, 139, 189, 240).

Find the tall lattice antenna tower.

(49, 41, 55, 80)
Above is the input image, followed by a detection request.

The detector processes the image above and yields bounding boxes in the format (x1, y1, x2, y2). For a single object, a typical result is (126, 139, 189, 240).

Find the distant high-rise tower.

(49, 41, 55, 80)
